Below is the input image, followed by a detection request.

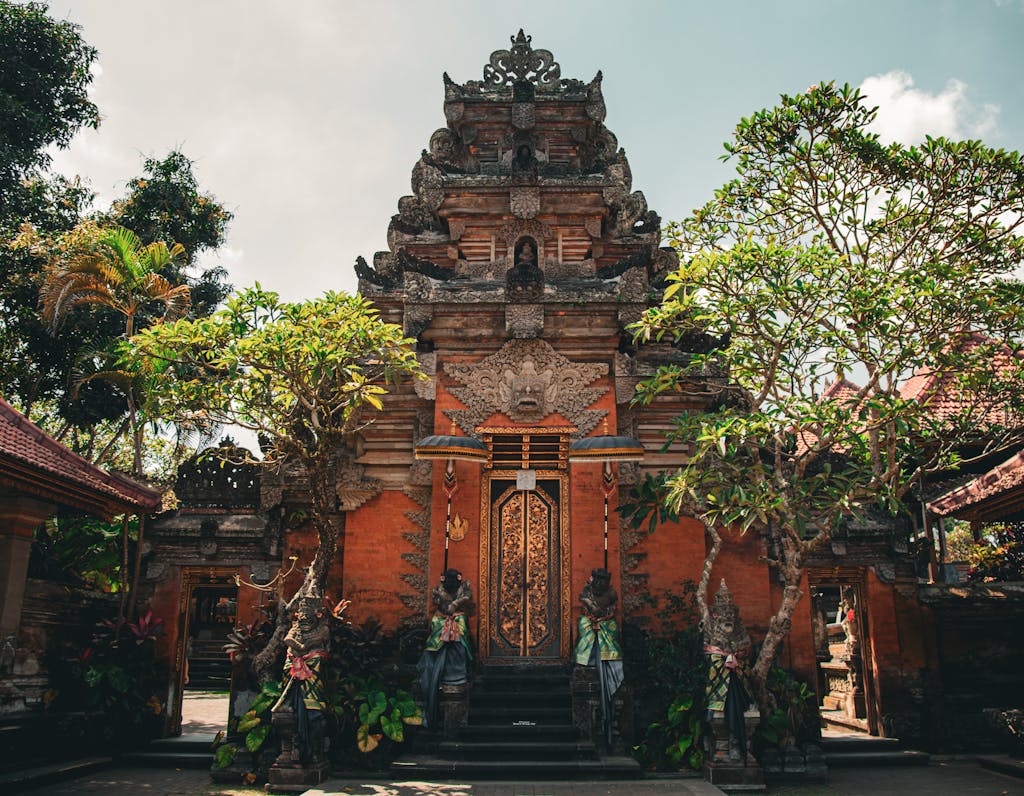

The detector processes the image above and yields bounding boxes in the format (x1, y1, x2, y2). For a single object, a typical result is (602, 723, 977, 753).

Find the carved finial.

(483, 30, 561, 88)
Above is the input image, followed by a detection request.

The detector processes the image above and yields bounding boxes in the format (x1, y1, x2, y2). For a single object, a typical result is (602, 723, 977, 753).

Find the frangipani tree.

(124, 286, 421, 676)
(631, 82, 1024, 689)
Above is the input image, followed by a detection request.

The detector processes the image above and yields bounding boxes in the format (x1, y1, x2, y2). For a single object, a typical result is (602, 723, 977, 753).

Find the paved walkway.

(19, 759, 1024, 795)
(182, 690, 231, 734)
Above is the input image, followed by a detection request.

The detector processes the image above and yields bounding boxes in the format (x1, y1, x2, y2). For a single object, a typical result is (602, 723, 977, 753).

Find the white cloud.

(859, 71, 1000, 145)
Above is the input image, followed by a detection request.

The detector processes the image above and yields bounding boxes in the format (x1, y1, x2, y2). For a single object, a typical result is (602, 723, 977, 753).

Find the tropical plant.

(213, 680, 282, 770)
(39, 222, 190, 475)
(755, 667, 817, 751)
(335, 676, 422, 754)
(634, 693, 705, 771)
(631, 81, 1024, 691)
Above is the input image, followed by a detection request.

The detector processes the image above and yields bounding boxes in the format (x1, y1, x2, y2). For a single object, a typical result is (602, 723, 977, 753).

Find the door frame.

(169, 566, 238, 735)
(479, 467, 571, 662)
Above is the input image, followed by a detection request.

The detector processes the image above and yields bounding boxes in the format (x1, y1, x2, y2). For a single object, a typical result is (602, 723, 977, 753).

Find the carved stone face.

(508, 360, 551, 416)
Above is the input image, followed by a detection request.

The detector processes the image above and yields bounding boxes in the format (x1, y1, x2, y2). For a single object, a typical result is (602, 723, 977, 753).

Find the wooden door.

(486, 478, 563, 659)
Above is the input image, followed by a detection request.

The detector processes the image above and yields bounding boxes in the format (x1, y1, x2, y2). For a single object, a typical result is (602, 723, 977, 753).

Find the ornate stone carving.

(411, 159, 444, 212)
(585, 72, 606, 122)
(617, 266, 649, 302)
(483, 29, 561, 88)
(408, 459, 433, 486)
(505, 303, 544, 338)
(614, 352, 639, 405)
(512, 102, 535, 130)
(510, 187, 541, 219)
(403, 305, 433, 338)
(414, 352, 437, 400)
(444, 338, 608, 437)
(335, 460, 382, 511)
(498, 219, 551, 247)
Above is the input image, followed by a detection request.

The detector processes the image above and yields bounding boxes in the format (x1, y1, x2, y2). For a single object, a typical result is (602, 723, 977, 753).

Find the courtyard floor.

(21, 760, 1024, 796)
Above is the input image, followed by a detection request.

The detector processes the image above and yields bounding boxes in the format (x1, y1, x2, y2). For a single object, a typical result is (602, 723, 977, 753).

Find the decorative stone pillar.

(439, 682, 469, 739)
(571, 665, 601, 747)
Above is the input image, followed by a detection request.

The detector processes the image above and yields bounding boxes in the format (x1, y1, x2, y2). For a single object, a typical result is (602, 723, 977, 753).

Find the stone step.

(119, 750, 213, 769)
(474, 676, 571, 694)
(390, 755, 642, 779)
(825, 749, 931, 767)
(456, 723, 578, 741)
(468, 705, 572, 725)
(0, 756, 111, 794)
(436, 740, 597, 760)
(470, 690, 572, 708)
(146, 733, 218, 754)
(820, 734, 901, 753)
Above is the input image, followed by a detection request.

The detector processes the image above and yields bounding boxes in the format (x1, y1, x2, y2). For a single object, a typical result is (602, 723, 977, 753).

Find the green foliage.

(964, 524, 1024, 581)
(632, 80, 1024, 682)
(335, 676, 421, 755)
(102, 150, 233, 317)
(635, 694, 705, 771)
(0, 1, 98, 201)
(626, 584, 708, 771)
(214, 680, 282, 768)
(126, 287, 421, 464)
(48, 613, 167, 746)
(755, 667, 817, 750)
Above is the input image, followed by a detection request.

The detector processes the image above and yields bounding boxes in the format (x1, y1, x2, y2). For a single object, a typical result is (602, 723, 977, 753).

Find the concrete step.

(471, 690, 572, 708)
(390, 755, 642, 779)
(146, 733, 218, 753)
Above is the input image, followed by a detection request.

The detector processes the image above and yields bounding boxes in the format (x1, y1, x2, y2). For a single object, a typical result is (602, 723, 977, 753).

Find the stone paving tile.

(21, 767, 260, 795)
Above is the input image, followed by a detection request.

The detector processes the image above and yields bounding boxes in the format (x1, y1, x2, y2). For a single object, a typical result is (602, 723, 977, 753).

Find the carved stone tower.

(348, 30, 696, 661)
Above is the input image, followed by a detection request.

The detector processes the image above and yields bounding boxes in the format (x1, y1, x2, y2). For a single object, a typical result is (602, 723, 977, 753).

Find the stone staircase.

(393, 663, 641, 779)
(185, 639, 231, 690)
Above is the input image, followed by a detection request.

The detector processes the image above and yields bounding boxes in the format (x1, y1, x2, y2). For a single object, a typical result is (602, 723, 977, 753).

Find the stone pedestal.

(439, 681, 469, 739)
(266, 704, 329, 793)
(703, 707, 765, 790)
(570, 665, 627, 754)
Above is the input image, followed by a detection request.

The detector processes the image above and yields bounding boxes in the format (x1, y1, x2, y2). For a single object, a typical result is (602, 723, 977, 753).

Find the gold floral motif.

(498, 492, 525, 650)
(525, 491, 551, 651)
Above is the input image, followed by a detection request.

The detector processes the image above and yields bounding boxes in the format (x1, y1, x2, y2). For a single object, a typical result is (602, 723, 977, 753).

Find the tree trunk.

(752, 582, 804, 703)
(126, 388, 143, 477)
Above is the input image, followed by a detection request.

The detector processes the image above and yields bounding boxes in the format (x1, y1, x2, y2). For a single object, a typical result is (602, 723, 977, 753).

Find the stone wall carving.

(510, 187, 541, 219)
(505, 303, 544, 338)
(483, 29, 561, 88)
(399, 485, 432, 620)
(335, 459, 382, 511)
(444, 338, 608, 437)
(414, 352, 437, 400)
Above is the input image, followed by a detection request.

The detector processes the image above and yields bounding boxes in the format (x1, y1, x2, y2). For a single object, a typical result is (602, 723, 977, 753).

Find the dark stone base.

(265, 760, 330, 793)
(703, 761, 767, 790)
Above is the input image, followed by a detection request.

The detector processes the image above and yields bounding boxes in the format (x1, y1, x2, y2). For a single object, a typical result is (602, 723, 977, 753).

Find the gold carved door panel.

(486, 479, 563, 659)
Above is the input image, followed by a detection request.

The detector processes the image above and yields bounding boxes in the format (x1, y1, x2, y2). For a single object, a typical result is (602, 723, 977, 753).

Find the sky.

(42, 0, 1024, 302)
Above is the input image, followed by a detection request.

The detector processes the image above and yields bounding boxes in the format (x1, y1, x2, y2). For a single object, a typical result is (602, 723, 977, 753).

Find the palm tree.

(40, 223, 190, 475)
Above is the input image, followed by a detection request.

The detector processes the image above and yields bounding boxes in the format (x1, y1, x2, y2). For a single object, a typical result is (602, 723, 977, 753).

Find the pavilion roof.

(0, 398, 162, 519)
(926, 448, 1024, 522)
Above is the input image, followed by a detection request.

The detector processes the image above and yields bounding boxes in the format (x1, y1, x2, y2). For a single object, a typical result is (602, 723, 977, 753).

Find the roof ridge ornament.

(483, 29, 561, 88)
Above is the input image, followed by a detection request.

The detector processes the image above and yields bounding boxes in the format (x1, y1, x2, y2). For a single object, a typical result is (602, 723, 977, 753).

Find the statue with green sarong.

(572, 568, 623, 745)
(417, 568, 473, 728)
(704, 580, 755, 764)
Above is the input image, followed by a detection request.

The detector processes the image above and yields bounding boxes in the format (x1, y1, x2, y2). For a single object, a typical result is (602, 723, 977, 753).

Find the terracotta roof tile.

(0, 398, 161, 516)
(927, 448, 1024, 517)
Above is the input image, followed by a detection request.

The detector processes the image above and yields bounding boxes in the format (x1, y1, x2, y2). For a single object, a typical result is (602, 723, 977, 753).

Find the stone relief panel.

(414, 352, 437, 400)
(510, 187, 541, 220)
(505, 303, 544, 338)
(335, 459, 383, 511)
(444, 338, 608, 437)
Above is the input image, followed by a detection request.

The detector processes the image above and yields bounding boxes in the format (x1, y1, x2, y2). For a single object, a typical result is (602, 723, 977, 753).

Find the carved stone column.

(267, 703, 330, 792)
(439, 682, 469, 739)
(703, 707, 764, 790)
